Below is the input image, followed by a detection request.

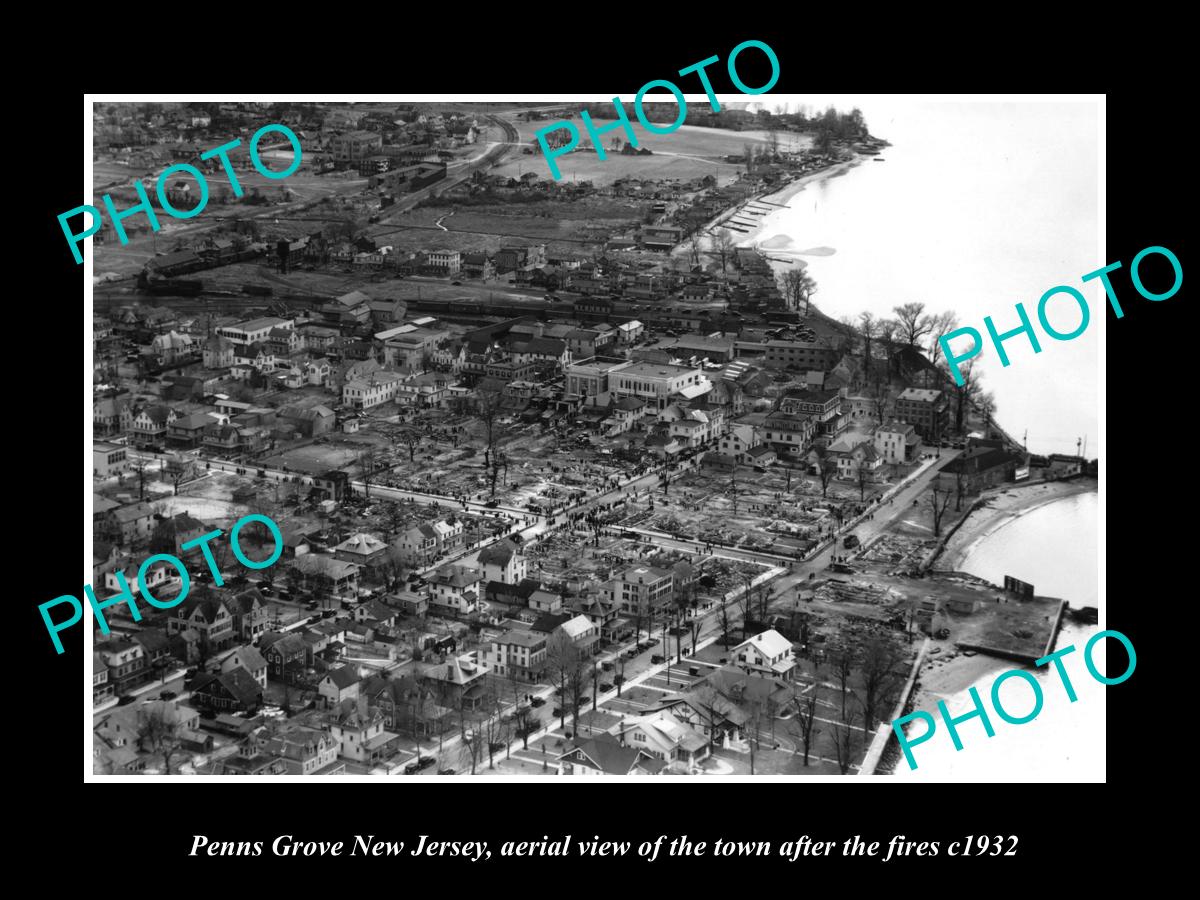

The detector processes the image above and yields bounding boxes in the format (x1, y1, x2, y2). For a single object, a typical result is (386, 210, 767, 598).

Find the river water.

(895, 490, 1103, 781)
(744, 99, 1101, 458)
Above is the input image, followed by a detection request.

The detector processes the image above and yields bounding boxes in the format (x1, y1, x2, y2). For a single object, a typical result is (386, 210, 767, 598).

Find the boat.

(873, 158, 886, 162)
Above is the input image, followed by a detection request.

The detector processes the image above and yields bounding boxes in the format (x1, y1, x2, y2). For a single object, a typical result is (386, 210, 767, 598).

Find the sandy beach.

(689, 156, 867, 256)
(909, 648, 1008, 713)
(938, 478, 1098, 572)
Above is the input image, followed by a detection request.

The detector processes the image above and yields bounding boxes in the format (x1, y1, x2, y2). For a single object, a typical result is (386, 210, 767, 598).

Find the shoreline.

(905, 480, 1098, 720)
(937, 478, 1098, 572)
(685, 155, 868, 259)
(727, 156, 866, 249)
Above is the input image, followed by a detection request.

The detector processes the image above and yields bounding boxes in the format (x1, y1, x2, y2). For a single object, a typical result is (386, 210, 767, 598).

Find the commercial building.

(763, 340, 838, 371)
(565, 357, 631, 407)
(896, 388, 949, 440)
(332, 130, 384, 163)
(216, 317, 294, 348)
(93, 441, 130, 477)
(610, 362, 709, 411)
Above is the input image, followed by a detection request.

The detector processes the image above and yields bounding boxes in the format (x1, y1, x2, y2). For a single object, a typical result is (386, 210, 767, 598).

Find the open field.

(91, 158, 369, 279)
(501, 120, 813, 186)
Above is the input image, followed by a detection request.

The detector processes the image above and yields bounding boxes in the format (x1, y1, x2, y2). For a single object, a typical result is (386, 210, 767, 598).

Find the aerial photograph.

(87, 96, 1101, 779)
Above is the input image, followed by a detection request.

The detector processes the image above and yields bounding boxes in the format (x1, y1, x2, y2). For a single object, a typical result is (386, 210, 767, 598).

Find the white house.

(477, 540, 527, 585)
(729, 629, 796, 679)
(613, 710, 710, 769)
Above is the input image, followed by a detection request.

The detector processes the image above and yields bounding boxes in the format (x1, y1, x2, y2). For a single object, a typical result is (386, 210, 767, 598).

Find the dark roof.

(192, 668, 262, 708)
(941, 447, 1019, 475)
(326, 666, 361, 690)
(531, 612, 571, 633)
(478, 540, 518, 567)
(559, 732, 650, 775)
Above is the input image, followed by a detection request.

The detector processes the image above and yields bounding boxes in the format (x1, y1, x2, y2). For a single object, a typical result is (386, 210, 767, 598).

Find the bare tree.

(137, 705, 184, 774)
(875, 317, 900, 371)
(927, 310, 960, 364)
(475, 387, 504, 475)
(358, 448, 379, 500)
(858, 312, 878, 378)
(566, 652, 592, 739)
(869, 377, 890, 424)
(712, 228, 735, 274)
(718, 600, 734, 648)
(544, 631, 579, 734)
(790, 680, 821, 767)
(131, 458, 152, 502)
(739, 575, 756, 640)
(893, 302, 933, 349)
(856, 459, 872, 503)
(942, 357, 983, 435)
(742, 691, 766, 775)
(977, 391, 997, 434)
(812, 446, 836, 499)
(780, 269, 816, 314)
(512, 702, 536, 750)
(828, 701, 861, 775)
(858, 636, 907, 736)
(166, 457, 193, 495)
(458, 711, 486, 775)
(929, 486, 954, 537)
(481, 691, 504, 770)
(398, 427, 422, 463)
(756, 585, 773, 625)
(827, 646, 854, 721)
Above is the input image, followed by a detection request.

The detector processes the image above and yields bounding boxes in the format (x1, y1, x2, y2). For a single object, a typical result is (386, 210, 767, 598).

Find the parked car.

(552, 706, 564, 717)
(651, 654, 665, 664)
(488, 742, 505, 754)
(530, 697, 546, 708)
(484, 499, 500, 508)
(404, 756, 436, 774)
(117, 695, 137, 706)
(437, 768, 456, 775)
(842, 534, 861, 549)
(599, 682, 613, 692)
(159, 690, 177, 700)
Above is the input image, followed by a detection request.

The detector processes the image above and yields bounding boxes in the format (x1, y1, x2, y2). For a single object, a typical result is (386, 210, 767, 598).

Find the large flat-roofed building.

(425, 249, 461, 274)
(93, 441, 130, 477)
(607, 565, 674, 617)
(216, 317, 294, 347)
(565, 357, 631, 407)
(763, 340, 838, 372)
(611, 361, 708, 410)
(331, 130, 383, 163)
(379, 325, 448, 369)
